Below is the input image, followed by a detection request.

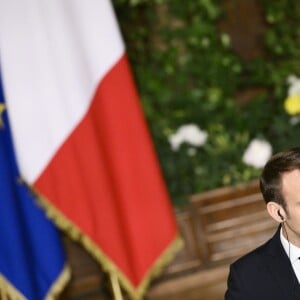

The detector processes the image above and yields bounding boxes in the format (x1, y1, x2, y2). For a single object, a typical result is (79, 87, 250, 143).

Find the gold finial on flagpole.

(109, 272, 124, 300)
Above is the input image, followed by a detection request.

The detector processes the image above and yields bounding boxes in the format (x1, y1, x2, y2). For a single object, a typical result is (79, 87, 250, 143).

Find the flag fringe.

(0, 259, 70, 300)
(0, 275, 26, 300)
(31, 187, 183, 300)
(45, 264, 71, 300)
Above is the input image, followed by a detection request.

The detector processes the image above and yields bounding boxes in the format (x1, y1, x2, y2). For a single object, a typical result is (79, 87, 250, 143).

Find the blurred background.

(113, 0, 300, 208)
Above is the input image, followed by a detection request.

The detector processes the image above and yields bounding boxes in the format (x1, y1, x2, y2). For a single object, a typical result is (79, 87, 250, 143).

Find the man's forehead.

(281, 169, 300, 200)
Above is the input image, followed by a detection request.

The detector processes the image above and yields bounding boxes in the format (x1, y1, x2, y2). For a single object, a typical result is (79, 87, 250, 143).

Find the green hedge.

(113, 0, 300, 206)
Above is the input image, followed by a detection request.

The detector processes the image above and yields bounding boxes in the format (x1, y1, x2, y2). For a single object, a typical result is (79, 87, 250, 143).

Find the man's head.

(260, 147, 300, 209)
(260, 147, 300, 245)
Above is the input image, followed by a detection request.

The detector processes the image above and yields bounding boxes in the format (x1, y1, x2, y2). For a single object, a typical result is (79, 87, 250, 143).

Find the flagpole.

(0, 288, 7, 300)
(109, 272, 124, 300)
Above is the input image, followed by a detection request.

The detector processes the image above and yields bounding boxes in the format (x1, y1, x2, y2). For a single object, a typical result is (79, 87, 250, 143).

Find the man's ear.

(266, 201, 286, 223)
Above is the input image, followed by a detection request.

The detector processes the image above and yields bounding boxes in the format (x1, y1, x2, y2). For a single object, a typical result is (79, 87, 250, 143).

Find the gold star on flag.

(0, 103, 6, 128)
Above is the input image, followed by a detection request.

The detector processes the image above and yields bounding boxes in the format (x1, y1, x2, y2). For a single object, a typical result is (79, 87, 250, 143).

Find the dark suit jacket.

(225, 226, 300, 300)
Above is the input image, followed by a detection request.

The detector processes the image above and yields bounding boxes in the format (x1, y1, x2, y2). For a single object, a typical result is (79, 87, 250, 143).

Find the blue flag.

(0, 73, 69, 299)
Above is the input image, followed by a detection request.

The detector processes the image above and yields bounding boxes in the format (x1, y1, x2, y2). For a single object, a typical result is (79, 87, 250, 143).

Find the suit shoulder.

(230, 238, 272, 269)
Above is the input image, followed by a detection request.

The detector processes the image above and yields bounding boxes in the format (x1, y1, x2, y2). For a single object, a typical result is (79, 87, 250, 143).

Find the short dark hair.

(260, 147, 300, 209)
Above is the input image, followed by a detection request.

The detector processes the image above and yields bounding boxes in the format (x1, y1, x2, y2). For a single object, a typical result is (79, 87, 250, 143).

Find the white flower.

(168, 124, 208, 151)
(242, 139, 272, 169)
(287, 75, 300, 96)
(168, 133, 184, 151)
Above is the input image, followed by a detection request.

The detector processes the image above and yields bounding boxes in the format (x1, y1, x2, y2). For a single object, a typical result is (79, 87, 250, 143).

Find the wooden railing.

(158, 180, 277, 281)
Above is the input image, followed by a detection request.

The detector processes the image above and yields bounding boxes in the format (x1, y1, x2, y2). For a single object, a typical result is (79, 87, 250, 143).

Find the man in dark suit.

(225, 147, 300, 300)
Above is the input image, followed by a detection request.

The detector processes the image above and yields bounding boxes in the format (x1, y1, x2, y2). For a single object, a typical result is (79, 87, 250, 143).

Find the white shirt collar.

(280, 227, 300, 264)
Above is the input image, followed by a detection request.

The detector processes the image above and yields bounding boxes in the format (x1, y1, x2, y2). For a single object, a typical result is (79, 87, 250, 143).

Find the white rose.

(169, 134, 184, 151)
(168, 124, 208, 151)
(242, 139, 272, 169)
(287, 75, 300, 96)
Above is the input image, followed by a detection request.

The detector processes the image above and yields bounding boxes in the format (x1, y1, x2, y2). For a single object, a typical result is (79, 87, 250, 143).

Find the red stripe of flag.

(35, 54, 179, 288)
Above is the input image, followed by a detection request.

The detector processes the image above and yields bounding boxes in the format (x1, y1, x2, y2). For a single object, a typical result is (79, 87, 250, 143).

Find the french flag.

(0, 0, 182, 298)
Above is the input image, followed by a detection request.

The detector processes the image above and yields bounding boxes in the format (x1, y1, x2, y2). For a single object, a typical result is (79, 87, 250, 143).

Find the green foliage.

(112, 0, 300, 206)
